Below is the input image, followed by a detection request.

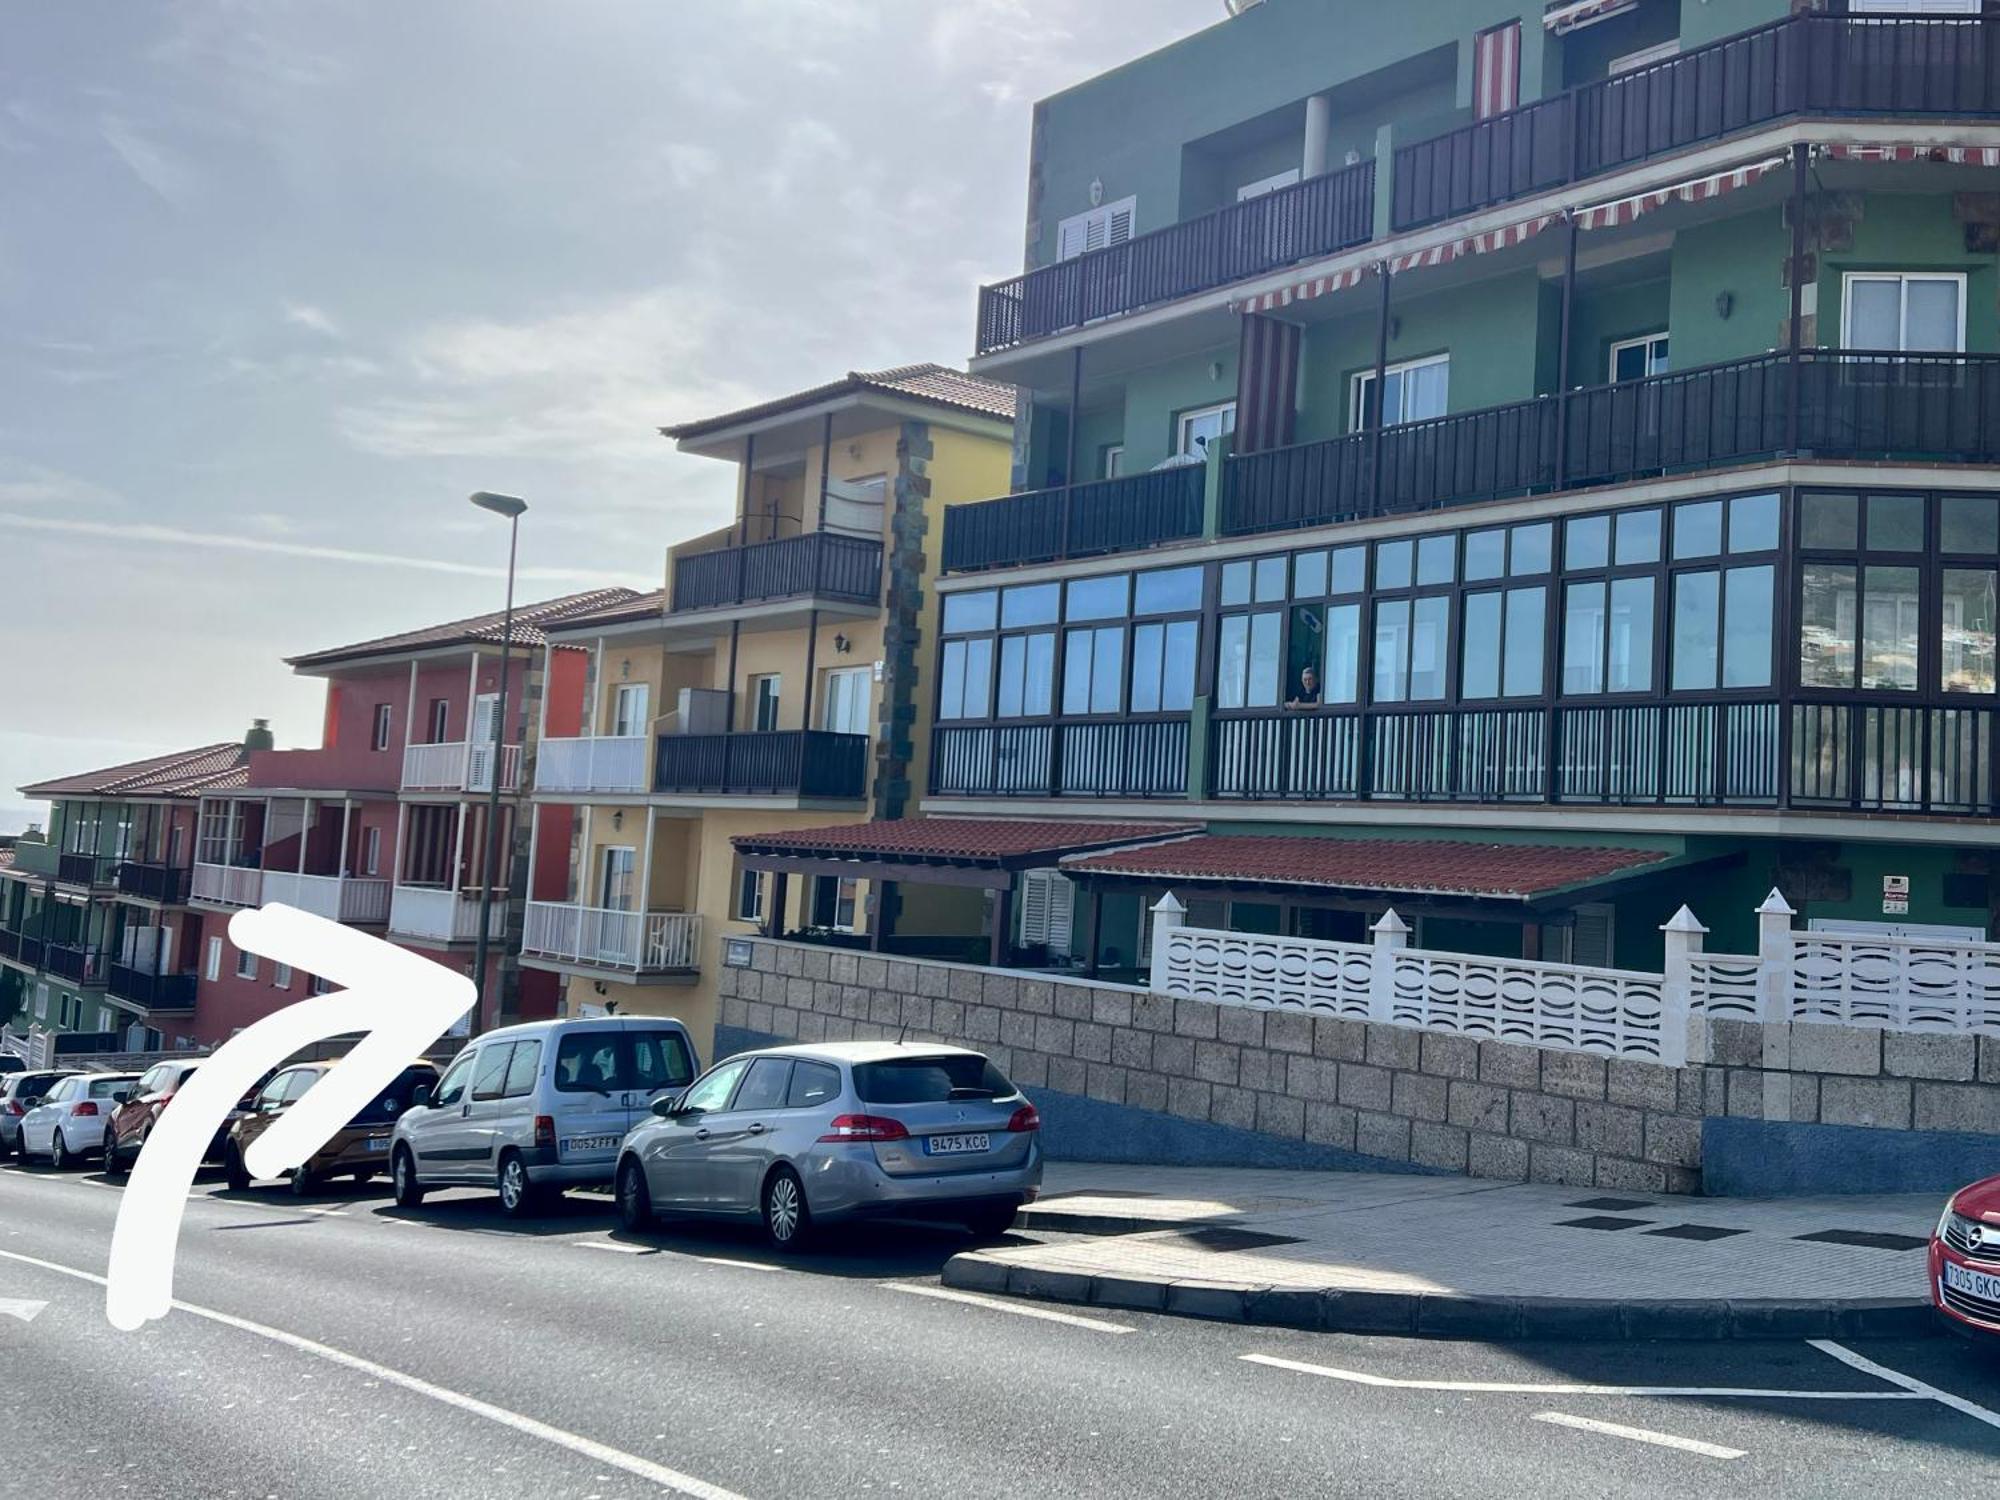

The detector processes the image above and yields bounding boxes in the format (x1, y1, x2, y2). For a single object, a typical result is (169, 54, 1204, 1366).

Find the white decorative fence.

(191, 861, 263, 908)
(402, 741, 522, 793)
(389, 884, 504, 943)
(533, 736, 650, 794)
(261, 872, 391, 925)
(523, 902, 701, 973)
(1789, 930, 2000, 1032)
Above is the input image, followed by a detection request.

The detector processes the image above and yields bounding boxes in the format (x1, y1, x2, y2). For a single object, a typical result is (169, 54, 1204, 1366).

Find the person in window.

(1286, 665, 1321, 709)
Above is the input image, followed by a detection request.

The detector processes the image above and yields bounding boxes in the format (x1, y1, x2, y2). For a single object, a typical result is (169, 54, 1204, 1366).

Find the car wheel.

(49, 1127, 70, 1171)
(391, 1147, 425, 1207)
(616, 1157, 653, 1232)
(962, 1204, 1019, 1242)
(289, 1165, 319, 1198)
(102, 1131, 123, 1178)
(224, 1143, 251, 1192)
(761, 1166, 812, 1251)
(496, 1152, 534, 1218)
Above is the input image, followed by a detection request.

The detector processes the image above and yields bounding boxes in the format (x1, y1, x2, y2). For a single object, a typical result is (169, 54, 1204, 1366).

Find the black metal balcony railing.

(654, 730, 870, 799)
(43, 943, 108, 987)
(977, 158, 1376, 354)
(115, 861, 192, 905)
(107, 964, 198, 1011)
(1224, 350, 2000, 537)
(670, 530, 883, 614)
(929, 718, 1191, 799)
(57, 852, 118, 887)
(0, 929, 21, 965)
(940, 464, 1206, 575)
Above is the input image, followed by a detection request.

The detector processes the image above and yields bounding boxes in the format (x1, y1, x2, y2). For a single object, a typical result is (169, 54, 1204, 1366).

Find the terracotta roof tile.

(542, 587, 667, 635)
(285, 587, 642, 669)
(661, 364, 1015, 440)
(733, 817, 1200, 865)
(19, 741, 253, 800)
(1062, 836, 1671, 901)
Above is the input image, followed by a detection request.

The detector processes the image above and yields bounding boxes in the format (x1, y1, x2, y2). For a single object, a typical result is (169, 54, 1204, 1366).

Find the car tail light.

(533, 1115, 556, 1149)
(3, 1102, 21, 1117)
(73, 1101, 99, 1118)
(818, 1113, 909, 1143)
(1006, 1104, 1041, 1133)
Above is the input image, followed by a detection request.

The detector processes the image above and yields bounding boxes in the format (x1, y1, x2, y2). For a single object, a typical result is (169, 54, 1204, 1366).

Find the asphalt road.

(1, 1158, 1996, 1498)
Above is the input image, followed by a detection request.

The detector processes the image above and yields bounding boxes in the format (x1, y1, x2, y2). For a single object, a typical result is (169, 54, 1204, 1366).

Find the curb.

(1013, 1207, 1237, 1236)
(942, 1252, 1936, 1341)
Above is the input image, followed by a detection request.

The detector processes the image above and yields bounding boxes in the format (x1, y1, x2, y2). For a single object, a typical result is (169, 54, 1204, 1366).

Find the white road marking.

(1812, 1339, 2000, 1432)
(1239, 1353, 1923, 1400)
(691, 1257, 781, 1273)
(0, 1297, 47, 1322)
(884, 1282, 1134, 1333)
(1533, 1411, 1745, 1460)
(0, 1248, 749, 1500)
(576, 1240, 650, 1255)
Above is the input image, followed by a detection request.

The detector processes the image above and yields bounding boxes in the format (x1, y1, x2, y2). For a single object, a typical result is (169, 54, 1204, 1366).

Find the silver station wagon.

(615, 1041, 1042, 1249)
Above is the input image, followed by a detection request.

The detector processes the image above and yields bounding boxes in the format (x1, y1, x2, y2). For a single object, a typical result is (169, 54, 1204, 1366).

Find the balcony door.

(749, 675, 782, 733)
(470, 692, 499, 747)
(821, 667, 872, 738)
(612, 683, 650, 738)
(597, 846, 636, 963)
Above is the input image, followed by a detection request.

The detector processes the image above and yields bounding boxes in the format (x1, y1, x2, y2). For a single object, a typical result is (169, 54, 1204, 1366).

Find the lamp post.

(468, 490, 527, 1037)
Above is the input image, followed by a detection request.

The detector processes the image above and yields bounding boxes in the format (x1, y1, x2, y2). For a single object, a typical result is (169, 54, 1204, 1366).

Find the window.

(732, 1058, 793, 1113)
(1609, 38, 1679, 73)
(749, 675, 781, 733)
(1062, 626, 1125, 714)
(1461, 586, 1547, 700)
(613, 683, 651, 737)
(1056, 196, 1135, 261)
(678, 1059, 750, 1115)
(1352, 354, 1449, 430)
(1217, 611, 1282, 708)
(1842, 272, 1965, 352)
(811, 875, 858, 931)
(1670, 566, 1774, 690)
(786, 1061, 841, 1109)
(234, 947, 257, 982)
(630, 1031, 694, 1091)
(598, 847, 635, 911)
(1609, 332, 1668, 383)
(428, 698, 449, 744)
(199, 801, 245, 866)
(282, 1069, 319, 1104)
(554, 1033, 622, 1093)
(1237, 167, 1301, 201)
(364, 826, 381, 877)
(205, 937, 221, 982)
(1562, 577, 1655, 695)
(1942, 569, 1997, 694)
(1019, 869, 1075, 954)
(433, 1052, 475, 1109)
(855, 1054, 1012, 1105)
(311, 974, 332, 995)
(1128, 620, 1198, 712)
(273, 963, 292, 991)
(471, 1043, 513, 1101)
(937, 639, 994, 720)
(1101, 444, 1125, 479)
(1798, 490, 1974, 695)
(502, 1039, 541, 1097)
(371, 703, 393, 751)
(821, 665, 872, 736)
(1175, 401, 1236, 458)
(735, 866, 765, 924)
(995, 633, 1055, 718)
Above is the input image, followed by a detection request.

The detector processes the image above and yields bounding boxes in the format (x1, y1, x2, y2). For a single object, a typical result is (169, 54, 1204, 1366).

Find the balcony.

(388, 884, 506, 945)
(56, 852, 119, 887)
(521, 903, 702, 975)
(0, 930, 41, 969)
(107, 963, 198, 1012)
(1224, 350, 2000, 538)
(940, 465, 1206, 575)
(44, 943, 108, 988)
(261, 871, 391, 924)
(115, 861, 192, 905)
(976, 158, 1375, 353)
(192, 861, 263, 909)
(930, 718, 1190, 799)
(654, 731, 870, 800)
(7, 843, 58, 879)
(401, 740, 524, 794)
(534, 735, 651, 795)
(669, 530, 882, 614)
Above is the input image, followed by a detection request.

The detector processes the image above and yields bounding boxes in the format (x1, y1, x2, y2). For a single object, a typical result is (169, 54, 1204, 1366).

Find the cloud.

(283, 301, 341, 338)
(0, 464, 124, 509)
(99, 114, 199, 208)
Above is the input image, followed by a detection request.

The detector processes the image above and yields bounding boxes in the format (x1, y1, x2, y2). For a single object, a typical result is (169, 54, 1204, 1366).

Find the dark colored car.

(102, 1060, 205, 1176)
(1931, 1174, 2000, 1340)
(0, 1070, 79, 1158)
(224, 1059, 439, 1196)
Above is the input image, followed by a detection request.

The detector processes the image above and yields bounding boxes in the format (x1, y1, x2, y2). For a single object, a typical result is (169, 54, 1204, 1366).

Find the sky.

(0, 0, 1223, 833)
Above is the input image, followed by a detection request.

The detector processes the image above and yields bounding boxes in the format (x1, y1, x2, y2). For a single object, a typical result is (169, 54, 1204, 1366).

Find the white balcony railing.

(522, 901, 701, 972)
(402, 741, 523, 793)
(533, 735, 650, 795)
(389, 884, 506, 944)
(192, 862, 263, 909)
(261, 871, 391, 925)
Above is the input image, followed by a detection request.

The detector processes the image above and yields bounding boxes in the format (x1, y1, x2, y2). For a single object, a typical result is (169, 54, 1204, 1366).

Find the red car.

(1930, 1174, 2000, 1340)
(102, 1060, 205, 1175)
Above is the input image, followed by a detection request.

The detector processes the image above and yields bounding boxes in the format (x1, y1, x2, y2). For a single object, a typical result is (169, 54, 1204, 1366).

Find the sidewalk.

(948, 1163, 1945, 1340)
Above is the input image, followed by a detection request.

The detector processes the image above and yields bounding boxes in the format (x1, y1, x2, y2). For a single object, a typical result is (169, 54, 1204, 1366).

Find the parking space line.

(1532, 1412, 1745, 1460)
(1238, 1353, 1923, 1400)
(691, 1256, 781, 1273)
(1811, 1339, 2000, 1432)
(0, 1247, 750, 1500)
(883, 1282, 1134, 1333)
(576, 1240, 651, 1255)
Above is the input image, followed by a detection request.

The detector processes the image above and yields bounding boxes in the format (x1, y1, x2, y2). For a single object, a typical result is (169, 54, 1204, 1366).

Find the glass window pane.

(1609, 576, 1654, 693)
(1728, 493, 1779, 554)
(961, 638, 992, 718)
(1861, 565, 1921, 691)
(1799, 563, 1858, 689)
(1062, 630, 1092, 715)
(1403, 359, 1449, 422)
(1866, 493, 1924, 552)
(1025, 633, 1054, 715)
(1942, 569, 1998, 694)
(1247, 612, 1280, 706)
(1503, 587, 1546, 697)
(1134, 565, 1202, 615)
(1253, 555, 1287, 603)
(1217, 615, 1248, 709)
(1673, 500, 1723, 560)
(1563, 582, 1607, 694)
(1941, 495, 2000, 555)
(1417, 534, 1456, 585)
(939, 641, 966, 719)
(1846, 277, 1900, 349)
(1721, 566, 1773, 689)
(1220, 561, 1252, 607)
(1410, 596, 1450, 701)
(1001, 583, 1059, 628)
(1905, 277, 1961, 352)
(1373, 600, 1410, 703)
(1614, 508, 1661, 565)
(1066, 574, 1130, 621)
(1288, 604, 1323, 701)
(1291, 551, 1328, 599)
(1566, 515, 1609, 571)
(1465, 528, 1506, 581)
(1671, 571, 1720, 691)
(942, 590, 996, 634)
(1375, 539, 1412, 590)
(1461, 593, 1502, 699)
(1325, 604, 1360, 703)
(1800, 492, 1858, 551)
(1329, 546, 1366, 595)
(1510, 523, 1552, 576)
(1130, 623, 1163, 713)
(1161, 621, 1198, 711)
(997, 636, 1027, 717)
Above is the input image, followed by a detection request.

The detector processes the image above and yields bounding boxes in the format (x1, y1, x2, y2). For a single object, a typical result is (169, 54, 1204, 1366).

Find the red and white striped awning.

(1234, 265, 1370, 315)
(1388, 212, 1558, 273)
(1823, 142, 2000, 167)
(1542, 0, 1637, 35)
(1571, 154, 1788, 230)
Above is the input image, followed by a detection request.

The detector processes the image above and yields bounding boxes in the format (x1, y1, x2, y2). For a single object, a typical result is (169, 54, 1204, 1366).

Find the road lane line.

(1532, 1412, 1745, 1460)
(692, 1257, 781, 1273)
(0, 1247, 751, 1500)
(1811, 1339, 2000, 1432)
(577, 1240, 651, 1255)
(1239, 1353, 1923, 1399)
(883, 1282, 1134, 1333)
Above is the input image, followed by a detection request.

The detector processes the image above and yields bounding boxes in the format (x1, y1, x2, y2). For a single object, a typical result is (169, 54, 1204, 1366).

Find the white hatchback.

(20, 1073, 139, 1169)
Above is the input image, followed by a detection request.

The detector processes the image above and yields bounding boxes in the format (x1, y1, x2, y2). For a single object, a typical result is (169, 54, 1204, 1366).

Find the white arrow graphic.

(104, 904, 473, 1332)
(0, 1297, 47, 1323)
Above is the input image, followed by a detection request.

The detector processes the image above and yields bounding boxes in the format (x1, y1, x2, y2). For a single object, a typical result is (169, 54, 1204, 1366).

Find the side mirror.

(412, 1083, 433, 1109)
(650, 1094, 680, 1119)
(112, 1090, 130, 1104)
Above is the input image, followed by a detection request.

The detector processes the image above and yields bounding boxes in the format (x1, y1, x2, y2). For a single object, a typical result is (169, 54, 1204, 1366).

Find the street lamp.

(468, 490, 527, 1036)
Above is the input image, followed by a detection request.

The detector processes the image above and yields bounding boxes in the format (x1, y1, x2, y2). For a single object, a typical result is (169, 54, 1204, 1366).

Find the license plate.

(365, 1136, 389, 1152)
(563, 1135, 619, 1153)
(1944, 1259, 2000, 1303)
(924, 1133, 990, 1156)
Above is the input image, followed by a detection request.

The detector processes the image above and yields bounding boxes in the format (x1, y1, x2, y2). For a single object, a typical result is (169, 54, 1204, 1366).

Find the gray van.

(389, 1015, 700, 1216)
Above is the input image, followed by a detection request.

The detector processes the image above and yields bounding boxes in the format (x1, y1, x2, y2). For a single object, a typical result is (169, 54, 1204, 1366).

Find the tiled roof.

(285, 588, 642, 668)
(541, 587, 667, 636)
(660, 364, 1016, 440)
(733, 818, 1201, 866)
(19, 741, 253, 800)
(1062, 836, 1672, 901)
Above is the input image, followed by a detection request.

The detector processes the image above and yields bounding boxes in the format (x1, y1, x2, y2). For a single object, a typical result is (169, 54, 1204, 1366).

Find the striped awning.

(1823, 142, 2000, 167)
(1388, 212, 1558, 273)
(1571, 154, 1788, 230)
(1542, 0, 1637, 35)
(1234, 265, 1371, 315)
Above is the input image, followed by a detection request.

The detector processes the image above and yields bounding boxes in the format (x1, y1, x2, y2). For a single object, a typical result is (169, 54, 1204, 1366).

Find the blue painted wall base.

(1704, 1116, 2000, 1197)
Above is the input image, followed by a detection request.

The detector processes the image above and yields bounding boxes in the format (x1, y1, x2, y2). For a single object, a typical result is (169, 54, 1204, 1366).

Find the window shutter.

(1020, 871, 1076, 954)
(1055, 198, 1137, 263)
(1572, 905, 1615, 968)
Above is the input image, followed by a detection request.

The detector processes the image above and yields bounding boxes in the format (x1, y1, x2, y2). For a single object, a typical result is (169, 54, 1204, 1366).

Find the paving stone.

(1365, 1022, 1422, 1072)
(1217, 1006, 1266, 1048)
(1818, 1076, 1913, 1130)
(1790, 1020, 1882, 1077)
(1410, 1121, 1469, 1171)
(1151, 1035, 1195, 1078)
(1913, 1081, 2000, 1134)
(1016, 978, 1054, 1014)
(1236, 1048, 1280, 1093)
(1510, 1092, 1574, 1144)
(961, 1006, 1002, 1044)
(1167, 1077, 1211, 1122)
(1132, 992, 1177, 1034)
(854, 956, 887, 988)
(1592, 1156, 1668, 1193)
(1355, 1111, 1411, 1162)
(930, 999, 965, 1036)
(946, 967, 983, 1003)
(1047, 1055, 1088, 1096)
(1265, 1010, 1316, 1056)
(1883, 1031, 1977, 1082)
(869, 993, 902, 1026)
(1111, 1028, 1154, 1071)
(917, 963, 951, 999)
(1447, 1080, 1509, 1134)
(1304, 1102, 1357, 1149)
(900, 995, 933, 1031)
(1468, 1133, 1530, 1181)
(1338, 1063, 1393, 1112)
(885, 960, 918, 996)
(1091, 990, 1134, 1029)
(1539, 1050, 1607, 1101)
(1980, 1037, 2000, 1085)
(1000, 1011, 1038, 1051)
(1420, 1032, 1479, 1080)
(1173, 1003, 1220, 1041)
(1528, 1144, 1597, 1186)
(1256, 1091, 1306, 1139)
(1086, 1064, 1128, 1106)
(1072, 1022, 1113, 1065)
(1643, 1113, 1703, 1169)
(1573, 1101, 1644, 1158)
(1787, 1074, 1820, 1123)
(1210, 1086, 1257, 1131)
(1286, 1055, 1341, 1103)
(1194, 1042, 1241, 1086)
(1125, 1071, 1170, 1113)
(1052, 984, 1093, 1020)
(1034, 1015, 1076, 1055)
(1606, 1057, 1680, 1111)
(1391, 1071, 1448, 1123)
(1726, 1068, 1765, 1118)
(801, 947, 831, 980)
(1314, 1017, 1369, 1061)
(1480, 1039, 1542, 1090)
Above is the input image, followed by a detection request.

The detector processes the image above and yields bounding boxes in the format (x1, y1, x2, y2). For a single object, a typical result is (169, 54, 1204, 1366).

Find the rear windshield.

(553, 1031, 695, 1094)
(351, 1066, 438, 1125)
(87, 1077, 136, 1099)
(10, 1072, 71, 1097)
(854, 1055, 1012, 1105)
